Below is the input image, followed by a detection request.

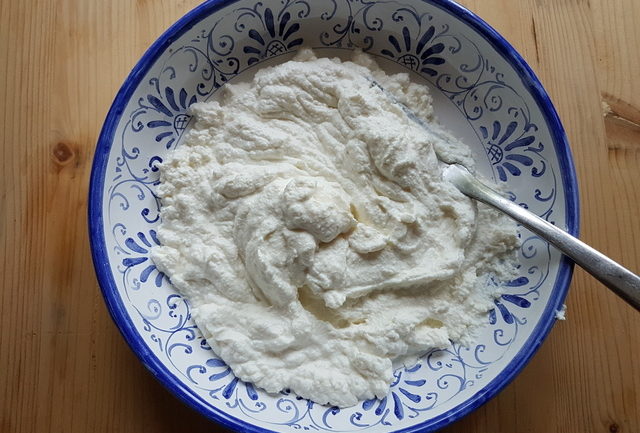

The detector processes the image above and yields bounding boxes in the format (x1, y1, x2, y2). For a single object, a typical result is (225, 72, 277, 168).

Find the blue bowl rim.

(88, 0, 579, 431)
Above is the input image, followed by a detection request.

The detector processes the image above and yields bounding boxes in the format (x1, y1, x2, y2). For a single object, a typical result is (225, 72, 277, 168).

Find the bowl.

(88, 0, 579, 431)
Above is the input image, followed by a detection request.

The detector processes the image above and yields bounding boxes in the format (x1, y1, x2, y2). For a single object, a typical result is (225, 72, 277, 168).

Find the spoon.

(443, 163, 640, 311)
(367, 77, 640, 310)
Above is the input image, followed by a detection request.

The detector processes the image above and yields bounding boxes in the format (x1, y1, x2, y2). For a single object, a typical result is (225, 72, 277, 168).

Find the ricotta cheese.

(151, 49, 519, 407)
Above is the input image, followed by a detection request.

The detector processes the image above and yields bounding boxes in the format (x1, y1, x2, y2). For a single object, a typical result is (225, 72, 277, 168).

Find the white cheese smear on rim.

(151, 49, 519, 407)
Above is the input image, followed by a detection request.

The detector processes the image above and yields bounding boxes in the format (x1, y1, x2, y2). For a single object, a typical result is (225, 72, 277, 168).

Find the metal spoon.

(368, 77, 640, 310)
(443, 163, 640, 311)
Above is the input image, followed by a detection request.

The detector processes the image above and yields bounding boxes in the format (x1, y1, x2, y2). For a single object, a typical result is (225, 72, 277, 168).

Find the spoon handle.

(444, 164, 640, 311)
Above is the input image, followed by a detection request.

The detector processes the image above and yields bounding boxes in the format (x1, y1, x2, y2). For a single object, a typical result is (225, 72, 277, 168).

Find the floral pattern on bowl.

(89, 0, 578, 432)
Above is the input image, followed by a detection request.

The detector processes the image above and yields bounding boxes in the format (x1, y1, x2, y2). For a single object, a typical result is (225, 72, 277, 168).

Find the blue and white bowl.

(89, 0, 579, 431)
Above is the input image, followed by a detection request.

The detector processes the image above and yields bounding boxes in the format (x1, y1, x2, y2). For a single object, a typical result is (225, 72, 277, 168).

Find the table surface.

(1, 0, 639, 432)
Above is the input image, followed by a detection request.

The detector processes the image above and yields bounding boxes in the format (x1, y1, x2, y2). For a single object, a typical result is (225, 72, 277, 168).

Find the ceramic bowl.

(89, 0, 579, 431)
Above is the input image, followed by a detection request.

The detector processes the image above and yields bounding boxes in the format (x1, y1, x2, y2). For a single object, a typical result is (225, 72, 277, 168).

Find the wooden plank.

(0, 0, 638, 432)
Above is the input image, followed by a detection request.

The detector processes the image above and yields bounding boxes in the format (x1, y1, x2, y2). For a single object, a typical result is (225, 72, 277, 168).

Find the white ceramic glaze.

(89, 1, 578, 431)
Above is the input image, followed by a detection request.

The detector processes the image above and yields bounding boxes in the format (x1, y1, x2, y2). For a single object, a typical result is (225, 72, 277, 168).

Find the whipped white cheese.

(151, 49, 519, 407)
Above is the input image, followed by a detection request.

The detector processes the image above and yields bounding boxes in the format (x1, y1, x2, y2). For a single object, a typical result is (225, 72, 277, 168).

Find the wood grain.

(1, 0, 638, 432)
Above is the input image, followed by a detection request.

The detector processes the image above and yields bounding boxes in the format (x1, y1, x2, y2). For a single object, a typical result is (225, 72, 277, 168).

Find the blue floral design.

(359, 363, 437, 425)
(120, 230, 166, 288)
(115, 81, 199, 185)
(130, 81, 198, 150)
(97, 0, 569, 430)
(234, 1, 307, 66)
(480, 121, 536, 181)
(381, 25, 445, 76)
(489, 277, 532, 325)
(241, 6, 304, 64)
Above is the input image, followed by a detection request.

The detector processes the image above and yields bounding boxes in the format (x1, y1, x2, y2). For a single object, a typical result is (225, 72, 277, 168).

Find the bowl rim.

(88, 0, 579, 431)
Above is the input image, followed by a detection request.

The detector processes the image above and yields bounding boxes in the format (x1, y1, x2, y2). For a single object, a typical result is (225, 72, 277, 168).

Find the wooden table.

(1, 0, 639, 431)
